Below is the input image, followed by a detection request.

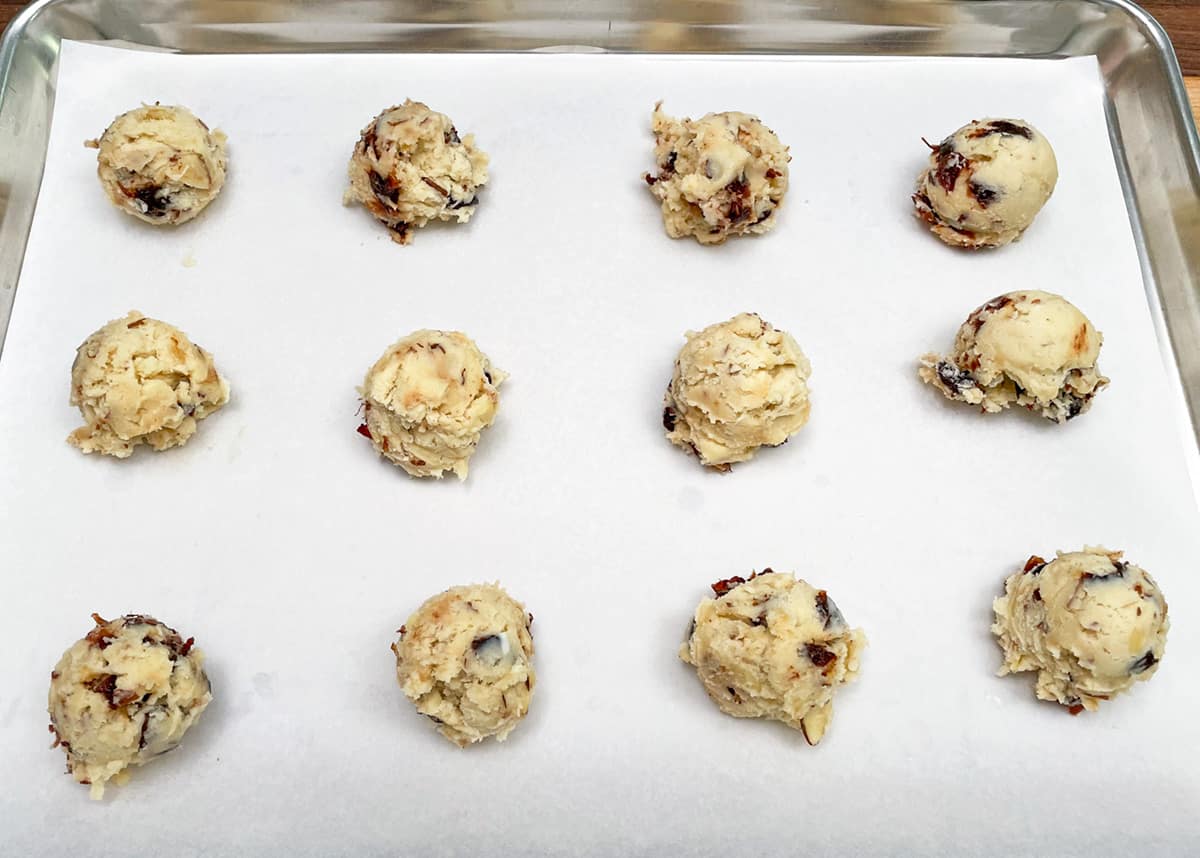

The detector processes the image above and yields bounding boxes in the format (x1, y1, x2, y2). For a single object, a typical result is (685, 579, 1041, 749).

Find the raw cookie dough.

(358, 329, 505, 479)
(993, 548, 1169, 713)
(392, 584, 535, 747)
(918, 290, 1107, 423)
(680, 571, 865, 744)
(48, 613, 212, 799)
(85, 104, 227, 225)
(643, 102, 789, 244)
(68, 311, 230, 458)
(912, 118, 1057, 249)
(345, 100, 489, 245)
(663, 312, 811, 470)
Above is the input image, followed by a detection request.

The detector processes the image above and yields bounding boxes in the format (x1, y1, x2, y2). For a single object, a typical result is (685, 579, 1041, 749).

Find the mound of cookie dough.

(358, 329, 505, 479)
(918, 290, 1107, 423)
(663, 312, 811, 470)
(345, 100, 489, 245)
(680, 571, 865, 744)
(912, 118, 1057, 249)
(86, 104, 227, 225)
(393, 584, 535, 747)
(69, 311, 230, 458)
(643, 102, 789, 244)
(48, 613, 212, 799)
(993, 548, 1168, 713)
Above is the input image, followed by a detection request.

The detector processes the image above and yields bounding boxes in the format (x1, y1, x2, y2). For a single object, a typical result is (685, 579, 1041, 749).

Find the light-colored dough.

(359, 329, 505, 479)
(913, 118, 1057, 248)
(643, 102, 789, 244)
(918, 290, 1107, 422)
(86, 104, 227, 226)
(680, 571, 865, 744)
(68, 311, 230, 458)
(48, 614, 212, 799)
(393, 584, 535, 747)
(345, 100, 489, 245)
(664, 312, 811, 469)
(993, 548, 1169, 712)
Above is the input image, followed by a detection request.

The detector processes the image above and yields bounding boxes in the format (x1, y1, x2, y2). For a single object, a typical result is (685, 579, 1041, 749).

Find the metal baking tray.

(1, 0, 1199, 443)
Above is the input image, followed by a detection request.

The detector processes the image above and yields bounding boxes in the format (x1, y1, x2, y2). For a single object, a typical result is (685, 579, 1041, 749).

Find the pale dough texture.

(913, 118, 1057, 248)
(69, 311, 231, 458)
(993, 548, 1169, 713)
(48, 614, 212, 799)
(345, 100, 489, 244)
(359, 329, 505, 479)
(86, 104, 227, 225)
(918, 290, 1107, 423)
(680, 571, 865, 744)
(643, 102, 789, 244)
(393, 584, 535, 747)
(663, 312, 811, 469)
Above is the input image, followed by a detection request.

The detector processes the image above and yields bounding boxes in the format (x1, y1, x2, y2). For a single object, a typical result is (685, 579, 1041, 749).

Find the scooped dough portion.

(918, 290, 1107, 422)
(85, 104, 227, 225)
(993, 548, 1169, 713)
(643, 102, 789, 244)
(680, 571, 865, 744)
(393, 584, 535, 747)
(663, 312, 811, 469)
(359, 329, 505, 479)
(912, 118, 1057, 248)
(345, 100, 489, 245)
(69, 311, 230, 458)
(48, 613, 212, 799)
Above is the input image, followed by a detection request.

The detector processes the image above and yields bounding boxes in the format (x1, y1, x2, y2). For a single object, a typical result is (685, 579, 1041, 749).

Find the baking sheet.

(1, 41, 1199, 856)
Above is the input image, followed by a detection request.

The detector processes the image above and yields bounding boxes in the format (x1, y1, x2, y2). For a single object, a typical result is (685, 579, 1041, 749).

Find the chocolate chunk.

(813, 591, 844, 629)
(968, 295, 1014, 331)
(711, 576, 747, 598)
(356, 422, 372, 440)
(446, 195, 476, 210)
(444, 126, 461, 146)
(134, 186, 170, 217)
(935, 360, 977, 394)
(1064, 395, 1085, 420)
(484, 370, 493, 384)
(1067, 703, 1085, 716)
(934, 148, 970, 193)
(388, 222, 410, 241)
(126, 318, 147, 329)
(764, 168, 780, 179)
(369, 171, 401, 205)
(1129, 650, 1158, 674)
(805, 643, 836, 667)
(969, 120, 1033, 140)
(1082, 563, 1126, 582)
(662, 406, 677, 431)
(363, 124, 380, 159)
(1024, 556, 1047, 575)
(83, 674, 139, 711)
(968, 180, 999, 207)
(725, 686, 743, 704)
(643, 173, 658, 186)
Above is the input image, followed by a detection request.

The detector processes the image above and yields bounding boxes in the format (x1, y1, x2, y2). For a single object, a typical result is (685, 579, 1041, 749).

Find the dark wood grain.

(0, 1, 1197, 105)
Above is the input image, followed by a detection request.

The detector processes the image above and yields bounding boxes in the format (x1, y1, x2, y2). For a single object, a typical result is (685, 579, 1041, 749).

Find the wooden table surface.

(0, 1, 1197, 124)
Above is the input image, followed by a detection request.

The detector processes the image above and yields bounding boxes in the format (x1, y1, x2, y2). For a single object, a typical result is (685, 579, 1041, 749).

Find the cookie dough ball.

(918, 290, 1107, 423)
(85, 104, 227, 226)
(68, 311, 230, 458)
(993, 548, 1169, 713)
(643, 102, 789, 244)
(48, 613, 212, 799)
(680, 571, 865, 744)
(345, 100, 489, 245)
(663, 312, 811, 470)
(393, 584, 535, 747)
(912, 118, 1057, 249)
(358, 329, 505, 479)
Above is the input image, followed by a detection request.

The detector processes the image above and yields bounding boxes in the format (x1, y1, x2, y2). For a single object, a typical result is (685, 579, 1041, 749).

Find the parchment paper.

(1, 41, 1198, 856)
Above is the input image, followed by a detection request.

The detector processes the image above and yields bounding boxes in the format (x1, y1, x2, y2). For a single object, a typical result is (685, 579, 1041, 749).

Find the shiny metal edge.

(2, 0, 1199, 448)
